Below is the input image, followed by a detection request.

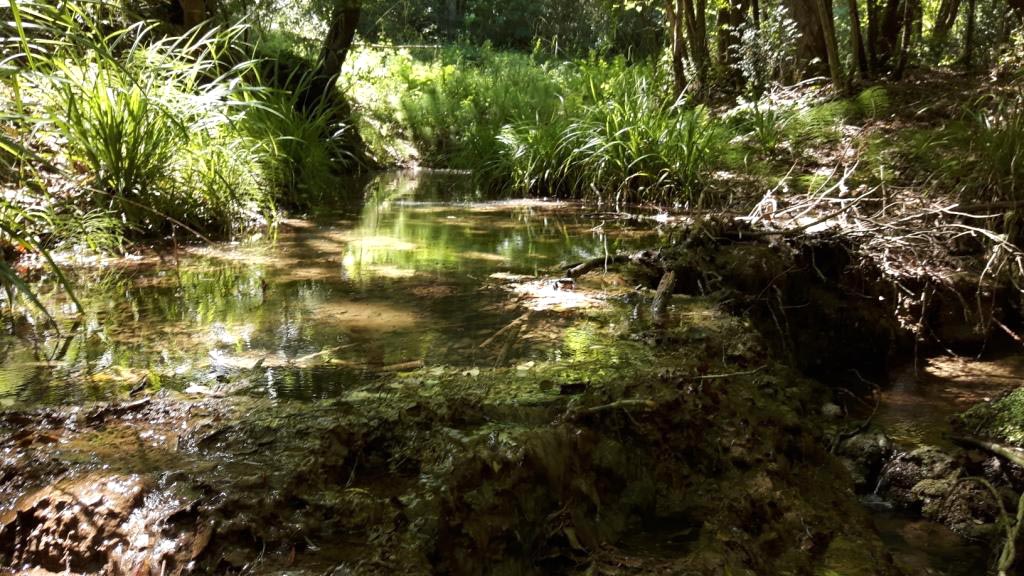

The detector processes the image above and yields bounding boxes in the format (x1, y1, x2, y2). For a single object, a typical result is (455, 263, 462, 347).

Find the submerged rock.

(838, 431, 893, 491)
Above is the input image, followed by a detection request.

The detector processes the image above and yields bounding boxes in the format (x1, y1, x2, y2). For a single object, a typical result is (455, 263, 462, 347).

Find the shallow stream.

(0, 171, 658, 407)
(1, 170, 1021, 574)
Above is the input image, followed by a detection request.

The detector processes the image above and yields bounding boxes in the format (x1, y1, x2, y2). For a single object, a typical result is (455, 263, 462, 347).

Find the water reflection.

(0, 171, 660, 406)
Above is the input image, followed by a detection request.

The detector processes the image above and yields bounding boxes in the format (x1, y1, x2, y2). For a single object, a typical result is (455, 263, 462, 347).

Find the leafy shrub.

(732, 4, 801, 96)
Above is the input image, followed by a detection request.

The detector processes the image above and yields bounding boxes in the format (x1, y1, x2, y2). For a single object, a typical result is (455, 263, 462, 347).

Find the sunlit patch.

(460, 251, 509, 263)
(279, 218, 317, 229)
(310, 300, 420, 332)
(266, 263, 342, 283)
(348, 236, 419, 251)
(508, 279, 610, 311)
(409, 284, 460, 298)
(342, 257, 417, 279)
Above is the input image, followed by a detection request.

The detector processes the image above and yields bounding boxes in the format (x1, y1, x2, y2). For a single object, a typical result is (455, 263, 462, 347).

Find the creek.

(0, 171, 658, 407)
(1, 170, 1021, 575)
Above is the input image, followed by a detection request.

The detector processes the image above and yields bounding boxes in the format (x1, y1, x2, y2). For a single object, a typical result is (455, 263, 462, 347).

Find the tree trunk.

(963, 0, 977, 67)
(716, 0, 748, 87)
(867, 0, 880, 69)
(930, 0, 962, 50)
(784, 0, 830, 76)
(667, 0, 688, 97)
(752, 0, 761, 28)
(681, 0, 709, 96)
(316, 1, 361, 87)
(877, 0, 905, 69)
(893, 0, 915, 79)
(178, 0, 207, 28)
(848, 0, 868, 78)
(815, 0, 847, 91)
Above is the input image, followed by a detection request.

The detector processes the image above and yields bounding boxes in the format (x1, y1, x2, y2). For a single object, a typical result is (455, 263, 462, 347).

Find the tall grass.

(243, 61, 366, 206)
(497, 68, 724, 206)
(3, 0, 367, 242)
(344, 46, 584, 170)
(0, 0, 368, 319)
(974, 91, 1024, 202)
(346, 49, 725, 205)
(5, 3, 273, 237)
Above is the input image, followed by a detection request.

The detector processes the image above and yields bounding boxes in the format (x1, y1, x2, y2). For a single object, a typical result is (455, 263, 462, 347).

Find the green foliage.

(396, 47, 572, 169)
(242, 65, 365, 206)
(54, 63, 183, 201)
(6, 3, 275, 238)
(347, 47, 725, 204)
(728, 97, 795, 156)
(732, 4, 801, 95)
(500, 68, 724, 205)
(972, 91, 1024, 202)
(4, 0, 367, 243)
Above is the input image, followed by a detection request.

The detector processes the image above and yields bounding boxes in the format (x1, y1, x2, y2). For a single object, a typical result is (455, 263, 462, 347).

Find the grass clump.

(5, 1, 364, 243)
(347, 49, 725, 205)
(545, 75, 723, 206)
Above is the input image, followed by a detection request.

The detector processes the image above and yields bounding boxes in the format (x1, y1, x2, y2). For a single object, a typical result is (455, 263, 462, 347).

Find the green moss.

(958, 387, 1024, 446)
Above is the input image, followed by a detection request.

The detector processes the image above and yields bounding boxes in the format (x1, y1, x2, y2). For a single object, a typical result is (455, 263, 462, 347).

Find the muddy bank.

(608, 222, 1024, 574)
(1, 295, 898, 575)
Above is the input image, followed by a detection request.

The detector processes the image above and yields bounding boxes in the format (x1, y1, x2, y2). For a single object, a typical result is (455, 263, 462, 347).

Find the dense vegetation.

(0, 0, 1022, 305)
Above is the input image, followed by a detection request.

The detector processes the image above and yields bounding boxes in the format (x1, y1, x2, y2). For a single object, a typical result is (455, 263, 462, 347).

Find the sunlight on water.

(0, 171, 661, 406)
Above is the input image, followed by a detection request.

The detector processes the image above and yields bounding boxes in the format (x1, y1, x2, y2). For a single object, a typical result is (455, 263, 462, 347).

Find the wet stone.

(0, 474, 148, 573)
(838, 431, 893, 491)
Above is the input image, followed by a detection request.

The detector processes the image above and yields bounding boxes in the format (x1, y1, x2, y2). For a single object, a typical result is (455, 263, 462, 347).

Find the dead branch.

(569, 398, 658, 418)
(479, 312, 532, 349)
(377, 360, 425, 373)
(292, 344, 356, 365)
(689, 366, 767, 380)
(952, 436, 1024, 469)
(959, 475, 1024, 576)
(494, 321, 523, 368)
(565, 254, 632, 278)
(564, 251, 663, 278)
(651, 271, 678, 327)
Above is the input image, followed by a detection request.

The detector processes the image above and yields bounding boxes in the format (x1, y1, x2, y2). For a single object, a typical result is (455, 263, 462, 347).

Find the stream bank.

(1, 171, 1022, 575)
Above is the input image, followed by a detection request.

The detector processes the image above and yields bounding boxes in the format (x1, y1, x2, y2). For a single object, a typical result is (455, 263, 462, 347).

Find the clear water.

(0, 171, 660, 406)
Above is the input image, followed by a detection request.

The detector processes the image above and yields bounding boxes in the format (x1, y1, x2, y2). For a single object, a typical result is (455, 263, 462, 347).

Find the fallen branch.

(479, 312, 532, 349)
(377, 360, 425, 373)
(494, 321, 523, 367)
(570, 398, 658, 418)
(565, 254, 632, 278)
(959, 476, 1024, 575)
(689, 366, 766, 380)
(564, 250, 664, 278)
(831, 388, 881, 454)
(952, 436, 1024, 469)
(291, 344, 356, 366)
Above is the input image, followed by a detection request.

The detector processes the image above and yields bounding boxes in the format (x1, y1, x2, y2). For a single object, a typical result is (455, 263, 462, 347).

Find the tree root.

(564, 251, 662, 278)
(952, 436, 1024, 469)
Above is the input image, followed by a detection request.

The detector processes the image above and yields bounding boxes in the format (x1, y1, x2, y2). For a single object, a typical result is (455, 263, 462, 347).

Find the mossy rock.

(817, 535, 889, 576)
(957, 386, 1024, 446)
